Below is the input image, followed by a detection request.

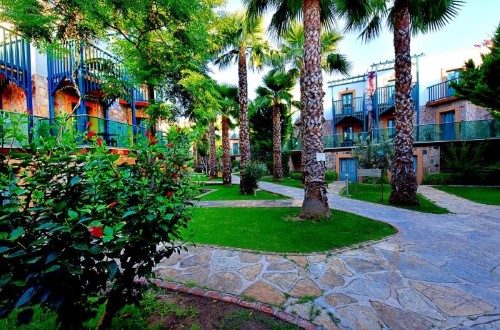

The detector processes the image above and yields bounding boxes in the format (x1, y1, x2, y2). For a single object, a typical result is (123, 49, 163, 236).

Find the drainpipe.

(415, 56, 420, 141)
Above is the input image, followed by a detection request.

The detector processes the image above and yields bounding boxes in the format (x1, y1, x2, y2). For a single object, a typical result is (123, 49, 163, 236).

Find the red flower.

(86, 131, 96, 139)
(108, 201, 119, 208)
(166, 143, 173, 148)
(145, 131, 151, 138)
(89, 226, 103, 238)
(177, 127, 181, 133)
(96, 138, 103, 146)
(25, 109, 31, 115)
(114, 172, 118, 178)
(209, 176, 215, 180)
(166, 191, 173, 198)
(86, 122, 93, 129)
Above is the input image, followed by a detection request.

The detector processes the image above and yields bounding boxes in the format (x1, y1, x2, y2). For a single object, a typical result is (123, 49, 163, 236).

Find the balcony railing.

(427, 78, 460, 104)
(0, 111, 167, 149)
(375, 84, 418, 116)
(287, 119, 499, 151)
(332, 96, 364, 123)
(0, 26, 32, 109)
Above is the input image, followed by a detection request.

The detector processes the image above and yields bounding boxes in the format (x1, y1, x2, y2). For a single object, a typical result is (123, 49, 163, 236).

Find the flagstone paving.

(154, 178, 500, 329)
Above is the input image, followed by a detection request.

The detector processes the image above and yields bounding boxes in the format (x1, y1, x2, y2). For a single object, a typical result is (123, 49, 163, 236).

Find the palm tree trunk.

(221, 115, 232, 185)
(238, 42, 251, 168)
(389, 0, 419, 206)
(208, 121, 218, 178)
(272, 101, 283, 181)
(238, 42, 252, 193)
(299, 0, 330, 219)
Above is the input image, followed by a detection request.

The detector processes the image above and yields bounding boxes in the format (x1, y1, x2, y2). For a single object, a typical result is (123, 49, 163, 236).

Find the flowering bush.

(0, 114, 195, 329)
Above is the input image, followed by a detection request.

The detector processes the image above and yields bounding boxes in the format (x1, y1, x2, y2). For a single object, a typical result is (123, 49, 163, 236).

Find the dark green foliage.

(249, 103, 292, 168)
(0, 114, 195, 329)
(441, 142, 485, 173)
(239, 162, 266, 194)
(451, 23, 500, 119)
(422, 172, 457, 185)
(325, 171, 338, 182)
(281, 150, 291, 177)
(422, 170, 500, 186)
(289, 171, 302, 181)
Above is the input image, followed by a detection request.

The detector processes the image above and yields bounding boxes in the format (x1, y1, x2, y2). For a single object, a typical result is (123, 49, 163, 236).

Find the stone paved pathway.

(155, 178, 500, 329)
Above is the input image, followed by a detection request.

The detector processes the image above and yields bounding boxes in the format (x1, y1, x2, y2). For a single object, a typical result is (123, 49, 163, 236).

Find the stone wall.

(32, 74, 49, 117)
(419, 100, 492, 125)
(1, 82, 26, 112)
(416, 146, 440, 176)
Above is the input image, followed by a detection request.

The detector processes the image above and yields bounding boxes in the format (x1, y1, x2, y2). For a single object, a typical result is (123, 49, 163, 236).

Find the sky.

(210, 0, 500, 100)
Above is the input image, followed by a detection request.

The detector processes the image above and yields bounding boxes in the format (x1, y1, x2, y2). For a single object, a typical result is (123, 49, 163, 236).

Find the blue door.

(413, 155, 417, 175)
(441, 111, 456, 140)
(342, 93, 353, 115)
(339, 158, 358, 182)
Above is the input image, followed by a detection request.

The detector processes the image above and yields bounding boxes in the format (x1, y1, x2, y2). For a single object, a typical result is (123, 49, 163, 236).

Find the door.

(339, 158, 358, 182)
(342, 93, 353, 115)
(342, 126, 354, 146)
(387, 118, 396, 138)
(441, 111, 456, 140)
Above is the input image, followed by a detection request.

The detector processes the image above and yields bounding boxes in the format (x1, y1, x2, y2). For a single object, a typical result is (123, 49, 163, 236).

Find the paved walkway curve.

(155, 178, 500, 329)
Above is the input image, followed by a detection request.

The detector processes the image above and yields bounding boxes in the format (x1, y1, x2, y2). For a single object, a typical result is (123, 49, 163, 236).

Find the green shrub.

(422, 172, 460, 185)
(0, 114, 195, 329)
(289, 171, 302, 181)
(240, 162, 266, 194)
(325, 171, 338, 182)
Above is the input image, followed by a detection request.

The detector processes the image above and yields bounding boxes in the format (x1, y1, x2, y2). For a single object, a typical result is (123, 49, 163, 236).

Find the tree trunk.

(299, 0, 330, 219)
(238, 42, 252, 193)
(208, 121, 218, 178)
(221, 115, 232, 185)
(389, 0, 420, 206)
(272, 101, 283, 181)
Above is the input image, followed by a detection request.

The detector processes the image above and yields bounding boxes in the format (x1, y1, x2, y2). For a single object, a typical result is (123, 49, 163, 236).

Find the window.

(343, 126, 354, 145)
(387, 119, 396, 137)
(446, 69, 462, 81)
(232, 143, 239, 155)
(341, 93, 353, 114)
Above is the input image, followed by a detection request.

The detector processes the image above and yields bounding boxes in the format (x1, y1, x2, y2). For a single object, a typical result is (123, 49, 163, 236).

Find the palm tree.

(254, 71, 296, 181)
(214, 12, 268, 193)
(245, 0, 348, 218)
(336, 0, 462, 206)
(217, 84, 240, 185)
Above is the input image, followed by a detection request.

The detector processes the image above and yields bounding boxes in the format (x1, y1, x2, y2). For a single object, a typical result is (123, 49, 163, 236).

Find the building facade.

(288, 49, 498, 184)
(0, 25, 159, 153)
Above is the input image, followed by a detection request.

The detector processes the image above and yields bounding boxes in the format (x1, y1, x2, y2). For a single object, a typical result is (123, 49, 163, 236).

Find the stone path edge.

(146, 278, 319, 330)
(181, 231, 402, 259)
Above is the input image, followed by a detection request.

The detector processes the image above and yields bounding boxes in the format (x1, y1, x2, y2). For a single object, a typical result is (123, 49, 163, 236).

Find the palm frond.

(409, 0, 464, 35)
(323, 53, 351, 75)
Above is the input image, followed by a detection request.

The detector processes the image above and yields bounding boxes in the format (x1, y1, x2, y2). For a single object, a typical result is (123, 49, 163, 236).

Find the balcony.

(0, 110, 167, 149)
(374, 84, 418, 116)
(427, 78, 460, 105)
(0, 26, 32, 109)
(332, 96, 364, 124)
(287, 119, 499, 151)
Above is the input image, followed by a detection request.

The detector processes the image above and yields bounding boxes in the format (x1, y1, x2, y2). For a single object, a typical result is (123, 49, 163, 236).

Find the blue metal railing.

(427, 78, 460, 103)
(374, 84, 418, 116)
(0, 110, 167, 149)
(0, 26, 33, 112)
(287, 119, 499, 151)
(332, 96, 364, 123)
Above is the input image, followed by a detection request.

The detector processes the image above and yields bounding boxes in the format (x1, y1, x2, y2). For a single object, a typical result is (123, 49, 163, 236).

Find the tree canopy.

(452, 23, 500, 119)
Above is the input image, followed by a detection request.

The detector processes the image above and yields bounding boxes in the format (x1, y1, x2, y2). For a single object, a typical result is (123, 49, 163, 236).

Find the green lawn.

(260, 176, 304, 188)
(183, 207, 397, 253)
(190, 173, 222, 182)
(433, 186, 500, 205)
(197, 184, 290, 201)
(341, 183, 450, 214)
